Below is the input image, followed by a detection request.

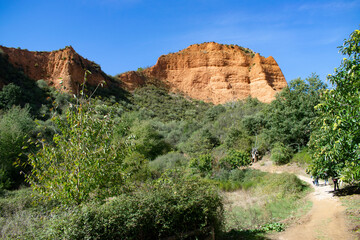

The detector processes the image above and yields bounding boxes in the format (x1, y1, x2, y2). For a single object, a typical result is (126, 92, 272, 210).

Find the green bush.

(0, 188, 34, 217)
(223, 127, 253, 153)
(219, 150, 251, 170)
(270, 142, 293, 165)
(180, 129, 220, 156)
(291, 148, 312, 165)
(45, 175, 224, 239)
(0, 83, 22, 109)
(128, 120, 171, 160)
(149, 152, 188, 177)
(0, 106, 35, 190)
(132, 85, 210, 122)
(212, 169, 267, 191)
(189, 154, 214, 176)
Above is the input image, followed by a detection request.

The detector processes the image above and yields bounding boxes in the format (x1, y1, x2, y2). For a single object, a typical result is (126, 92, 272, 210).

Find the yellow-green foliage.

(26, 100, 136, 205)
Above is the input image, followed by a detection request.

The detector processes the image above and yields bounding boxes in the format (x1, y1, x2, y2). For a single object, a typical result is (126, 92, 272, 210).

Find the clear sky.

(0, 0, 359, 83)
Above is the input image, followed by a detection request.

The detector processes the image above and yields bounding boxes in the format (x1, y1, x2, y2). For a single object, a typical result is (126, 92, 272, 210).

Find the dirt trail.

(251, 160, 355, 240)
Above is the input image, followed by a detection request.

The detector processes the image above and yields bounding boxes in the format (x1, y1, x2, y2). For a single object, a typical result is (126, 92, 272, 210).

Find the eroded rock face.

(0, 46, 112, 93)
(120, 42, 287, 104)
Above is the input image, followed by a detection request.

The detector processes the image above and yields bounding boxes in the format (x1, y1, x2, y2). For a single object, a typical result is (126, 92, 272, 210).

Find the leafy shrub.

(26, 100, 135, 205)
(159, 120, 202, 147)
(189, 154, 214, 176)
(45, 175, 224, 239)
(149, 152, 188, 177)
(270, 142, 293, 165)
(0, 83, 22, 109)
(219, 150, 251, 170)
(0, 188, 34, 217)
(128, 120, 171, 160)
(260, 222, 285, 232)
(0, 106, 35, 190)
(212, 169, 267, 191)
(212, 168, 230, 181)
(180, 129, 220, 156)
(204, 104, 226, 121)
(223, 127, 253, 153)
(132, 85, 210, 122)
(0, 188, 61, 239)
(291, 147, 312, 165)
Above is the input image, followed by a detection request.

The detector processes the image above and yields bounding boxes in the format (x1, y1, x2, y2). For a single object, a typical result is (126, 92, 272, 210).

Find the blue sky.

(0, 0, 359, 83)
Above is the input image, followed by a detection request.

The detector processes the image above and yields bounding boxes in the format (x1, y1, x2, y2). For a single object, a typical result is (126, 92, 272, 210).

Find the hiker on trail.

(324, 172, 328, 186)
(251, 148, 259, 163)
(314, 176, 319, 186)
(311, 175, 319, 186)
(332, 177, 339, 191)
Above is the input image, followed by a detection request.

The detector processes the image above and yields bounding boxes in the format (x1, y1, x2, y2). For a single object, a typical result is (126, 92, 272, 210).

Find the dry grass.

(220, 170, 311, 231)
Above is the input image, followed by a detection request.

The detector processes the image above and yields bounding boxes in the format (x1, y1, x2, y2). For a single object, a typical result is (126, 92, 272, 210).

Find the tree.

(26, 100, 134, 205)
(0, 83, 22, 109)
(309, 28, 360, 183)
(264, 74, 326, 150)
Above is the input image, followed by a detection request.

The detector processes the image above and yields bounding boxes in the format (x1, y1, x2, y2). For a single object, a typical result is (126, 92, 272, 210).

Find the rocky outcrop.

(120, 42, 287, 104)
(0, 43, 287, 104)
(0, 46, 112, 93)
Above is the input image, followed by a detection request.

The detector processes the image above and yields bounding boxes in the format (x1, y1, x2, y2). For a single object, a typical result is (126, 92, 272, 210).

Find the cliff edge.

(0, 46, 112, 93)
(119, 42, 287, 104)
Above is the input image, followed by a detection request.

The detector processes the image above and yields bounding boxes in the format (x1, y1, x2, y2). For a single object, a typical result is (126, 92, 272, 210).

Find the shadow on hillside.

(333, 185, 360, 197)
(219, 229, 271, 240)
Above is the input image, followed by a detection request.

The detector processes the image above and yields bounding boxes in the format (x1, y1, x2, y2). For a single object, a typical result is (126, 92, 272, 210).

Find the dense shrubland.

(0, 75, 317, 238)
(1, 28, 359, 239)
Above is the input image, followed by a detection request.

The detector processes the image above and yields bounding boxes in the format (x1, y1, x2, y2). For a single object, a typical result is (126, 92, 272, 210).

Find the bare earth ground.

(250, 159, 357, 240)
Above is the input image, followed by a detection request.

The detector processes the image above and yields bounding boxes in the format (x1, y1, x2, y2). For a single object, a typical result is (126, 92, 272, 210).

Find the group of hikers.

(311, 173, 341, 191)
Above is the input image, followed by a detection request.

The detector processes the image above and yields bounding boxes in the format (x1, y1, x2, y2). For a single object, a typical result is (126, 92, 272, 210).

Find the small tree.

(270, 142, 293, 165)
(219, 149, 251, 170)
(27, 100, 133, 205)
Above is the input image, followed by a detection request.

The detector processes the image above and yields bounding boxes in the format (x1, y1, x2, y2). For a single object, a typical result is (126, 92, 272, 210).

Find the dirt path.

(251, 160, 355, 240)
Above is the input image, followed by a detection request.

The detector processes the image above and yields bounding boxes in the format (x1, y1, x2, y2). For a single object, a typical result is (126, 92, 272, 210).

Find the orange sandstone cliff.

(0, 46, 112, 93)
(0, 43, 287, 104)
(119, 42, 287, 103)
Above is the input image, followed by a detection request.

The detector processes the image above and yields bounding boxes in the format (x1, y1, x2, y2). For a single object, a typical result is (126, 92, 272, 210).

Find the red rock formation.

(0, 46, 112, 93)
(118, 71, 146, 91)
(120, 42, 287, 103)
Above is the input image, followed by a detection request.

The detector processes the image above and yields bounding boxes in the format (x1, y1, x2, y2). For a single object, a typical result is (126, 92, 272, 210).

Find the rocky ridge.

(119, 42, 287, 104)
(0, 43, 287, 104)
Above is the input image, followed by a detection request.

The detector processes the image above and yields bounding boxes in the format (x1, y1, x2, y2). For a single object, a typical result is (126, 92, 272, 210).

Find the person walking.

(324, 172, 328, 186)
(314, 176, 319, 186)
(332, 177, 339, 191)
